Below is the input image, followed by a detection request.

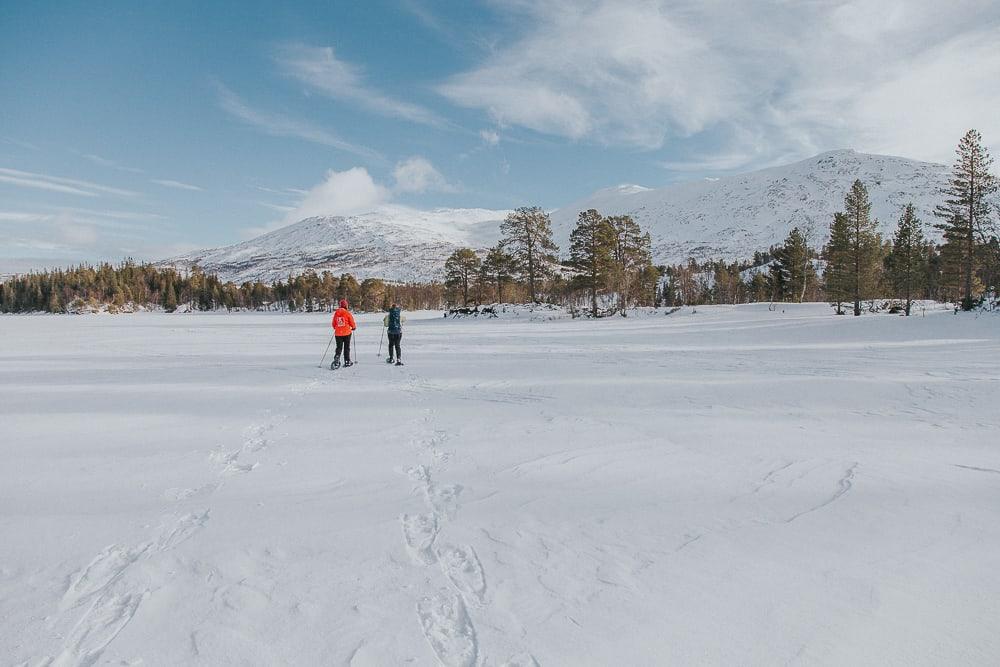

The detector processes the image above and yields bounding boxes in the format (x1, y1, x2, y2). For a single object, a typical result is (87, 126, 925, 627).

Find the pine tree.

(444, 248, 481, 305)
(842, 180, 882, 315)
(605, 214, 652, 314)
(481, 244, 515, 303)
(499, 206, 559, 303)
(568, 209, 614, 317)
(886, 204, 928, 315)
(934, 129, 998, 310)
(824, 213, 852, 314)
(771, 227, 817, 303)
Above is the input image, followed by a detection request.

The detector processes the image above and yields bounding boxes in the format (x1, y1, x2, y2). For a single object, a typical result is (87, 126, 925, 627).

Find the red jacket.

(332, 307, 356, 336)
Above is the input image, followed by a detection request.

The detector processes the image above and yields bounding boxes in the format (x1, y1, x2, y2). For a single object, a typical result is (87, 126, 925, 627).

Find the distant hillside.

(164, 150, 950, 283)
(549, 149, 949, 265)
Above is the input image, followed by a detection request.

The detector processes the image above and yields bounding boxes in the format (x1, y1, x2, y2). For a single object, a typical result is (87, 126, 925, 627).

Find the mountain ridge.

(163, 149, 950, 283)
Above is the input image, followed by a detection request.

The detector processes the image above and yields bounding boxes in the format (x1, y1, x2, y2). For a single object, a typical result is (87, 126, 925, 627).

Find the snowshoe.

(395, 360, 404, 366)
(386, 357, 395, 364)
(330, 360, 340, 370)
(344, 360, 354, 367)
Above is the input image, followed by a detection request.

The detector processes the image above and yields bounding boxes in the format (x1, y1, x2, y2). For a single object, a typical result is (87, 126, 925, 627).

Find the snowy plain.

(1, 304, 999, 666)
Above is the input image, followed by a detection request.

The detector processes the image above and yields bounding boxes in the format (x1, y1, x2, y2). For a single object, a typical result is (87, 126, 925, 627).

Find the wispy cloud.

(275, 44, 446, 128)
(151, 178, 204, 192)
(216, 83, 383, 162)
(80, 152, 145, 174)
(0, 167, 139, 197)
(0, 204, 186, 273)
(438, 0, 1000, 165)
(255, 201, 296, 213)
(0, 207, 162, 231)
(3, 137, 40, 151)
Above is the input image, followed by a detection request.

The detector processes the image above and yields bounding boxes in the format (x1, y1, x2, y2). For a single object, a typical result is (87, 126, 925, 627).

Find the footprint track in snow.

(416, 593, 478, 667)
(54, 509, 210, 664)
(51, 589, 147, 667)
(401, 513, 440, 566)
(436, 544, 486, 604)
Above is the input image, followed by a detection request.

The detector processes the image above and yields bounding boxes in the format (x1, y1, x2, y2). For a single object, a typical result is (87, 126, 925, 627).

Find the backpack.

(387, 308, 402, 333)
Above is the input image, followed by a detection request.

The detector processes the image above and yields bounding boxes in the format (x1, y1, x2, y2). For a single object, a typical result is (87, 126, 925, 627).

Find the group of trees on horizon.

(0, 263, 448, 314)
(662, 129, 999, 315)
(2, 131, 997, 316)
(444, 205, 657, 316)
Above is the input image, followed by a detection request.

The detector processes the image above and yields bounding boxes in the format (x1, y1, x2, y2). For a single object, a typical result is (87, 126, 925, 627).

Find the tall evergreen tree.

(843, 179, 882, 316)
(934, 129, 998, 310)
(444, 248, 481, 305)
(605, 214, 652, 314)
(163, 280, 178, 312)
(771, 227, 817, 303)
(568, 209, 614, 317)
(481, 244, 515, 303)
(499, 206, 559, 303)
(885, 204, 928, 315)
(824, 212, 853, 314)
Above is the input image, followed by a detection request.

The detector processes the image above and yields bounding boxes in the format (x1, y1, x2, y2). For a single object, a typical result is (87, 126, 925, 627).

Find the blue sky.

(2, 0, 999, 272)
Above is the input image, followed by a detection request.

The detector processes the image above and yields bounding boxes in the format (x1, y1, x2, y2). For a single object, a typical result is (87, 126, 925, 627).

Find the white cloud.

(151, 179, 204, 192)
(216, 83, 383, 162)
(275, 44, 445, 127)
(285, 167, 389, 222)
(437, 0, 1000, 165)
(244, 158, 453, 237)
(392, 156, 455, 194)
(0, 167, 139, 197)
(479, 129, 500, 146)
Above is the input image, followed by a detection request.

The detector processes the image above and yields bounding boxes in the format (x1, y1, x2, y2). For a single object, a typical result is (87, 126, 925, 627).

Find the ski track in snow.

(41, 381, 309, 666)
(785, 463, 859, 524)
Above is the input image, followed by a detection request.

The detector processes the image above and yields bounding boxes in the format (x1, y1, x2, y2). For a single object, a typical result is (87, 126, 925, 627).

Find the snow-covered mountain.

(549, 149, 949, 265)
(165, 149, 950, 283)
(164, 206, 507, 284)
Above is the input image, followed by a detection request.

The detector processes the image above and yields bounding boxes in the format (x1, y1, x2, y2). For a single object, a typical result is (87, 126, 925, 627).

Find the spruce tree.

(771, 227, 817, 303)
(843, 180, 881, 315)
(886, 204, 928, 315)
(499, 206, 559, 303)
(163, 280, 178, 312)
(444, 248, 481, 305)
(824, 212, 852, 314)
(568, 209, 614, 317)
(934, 129, 998, 310)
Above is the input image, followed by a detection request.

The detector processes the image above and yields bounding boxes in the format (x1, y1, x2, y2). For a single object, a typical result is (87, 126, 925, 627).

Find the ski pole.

(318, 333, 335, 368)
(378, 324, 385, 357)
(352, 331, 358, 365)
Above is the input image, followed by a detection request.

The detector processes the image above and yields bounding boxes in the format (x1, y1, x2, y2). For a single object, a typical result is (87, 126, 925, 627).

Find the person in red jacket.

(331, 299, 357, 369)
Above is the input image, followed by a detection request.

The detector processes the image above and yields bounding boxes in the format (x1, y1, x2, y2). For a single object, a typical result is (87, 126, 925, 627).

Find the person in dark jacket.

(383, 303, 406, 366)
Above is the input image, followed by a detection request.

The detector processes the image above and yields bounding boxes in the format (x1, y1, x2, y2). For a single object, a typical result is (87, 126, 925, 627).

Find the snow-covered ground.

(2, 304, 999, 666)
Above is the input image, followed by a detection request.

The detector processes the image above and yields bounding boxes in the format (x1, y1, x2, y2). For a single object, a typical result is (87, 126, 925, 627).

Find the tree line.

(0, 262, 447, 314)
(660, 130, 999, 314)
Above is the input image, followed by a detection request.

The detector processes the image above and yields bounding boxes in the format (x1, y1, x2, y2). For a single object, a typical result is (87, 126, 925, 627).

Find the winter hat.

(339, 299, 348, 309)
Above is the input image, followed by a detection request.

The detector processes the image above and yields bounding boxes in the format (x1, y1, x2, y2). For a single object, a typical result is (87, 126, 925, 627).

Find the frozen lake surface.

(2, 304, 999, 665)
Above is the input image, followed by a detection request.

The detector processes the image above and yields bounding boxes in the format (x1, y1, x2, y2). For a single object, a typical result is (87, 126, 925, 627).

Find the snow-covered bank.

(2, 305, 999, 665)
